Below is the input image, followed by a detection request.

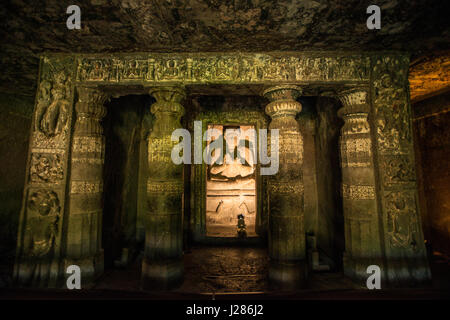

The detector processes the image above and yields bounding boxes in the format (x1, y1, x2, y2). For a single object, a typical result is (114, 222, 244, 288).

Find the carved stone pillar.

(337, 88, 384, 281)
(142, 86, 185, 290)
(371, 55, 431, 286)
(14, 57, 75, 288)
(66, 87, 108, 283)
(263, 85, 306, 290)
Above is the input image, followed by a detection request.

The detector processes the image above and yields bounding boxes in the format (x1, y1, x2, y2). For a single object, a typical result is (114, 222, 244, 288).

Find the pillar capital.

(337, 88, 370, 117)
(148, 86, 186, 116)
(74, 87, 109, 135)
(77, 86, 109, 105)
(262, 85, 302, 118)
(263, 85, 303, 101)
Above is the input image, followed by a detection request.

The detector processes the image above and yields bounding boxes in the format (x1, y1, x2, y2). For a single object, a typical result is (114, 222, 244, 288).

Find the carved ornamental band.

(75, 54, 370, 84)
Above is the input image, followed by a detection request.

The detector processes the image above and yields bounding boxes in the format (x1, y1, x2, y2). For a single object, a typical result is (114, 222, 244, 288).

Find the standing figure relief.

(35, 72, 71, 137)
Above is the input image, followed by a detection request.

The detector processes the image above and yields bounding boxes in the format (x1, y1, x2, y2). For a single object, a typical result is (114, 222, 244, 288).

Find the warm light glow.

(206, 124, 257, 237)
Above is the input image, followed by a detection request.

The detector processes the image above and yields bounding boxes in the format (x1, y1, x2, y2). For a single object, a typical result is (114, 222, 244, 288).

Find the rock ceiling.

(0, 0, 448, 97)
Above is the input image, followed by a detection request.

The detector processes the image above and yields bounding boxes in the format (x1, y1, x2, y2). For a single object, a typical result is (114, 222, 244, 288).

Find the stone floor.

(92, 246, 362, 294)
(1, 246, 449, 299)
(206, 225, 257, 238)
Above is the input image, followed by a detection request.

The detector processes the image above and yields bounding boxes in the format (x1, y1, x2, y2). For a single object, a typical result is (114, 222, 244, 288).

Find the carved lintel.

(75, 54, 370, 84)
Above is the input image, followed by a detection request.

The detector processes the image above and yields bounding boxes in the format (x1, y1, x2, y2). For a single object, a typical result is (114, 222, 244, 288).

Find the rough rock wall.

(412, 91, 450, 255)
(0, 93, 33, 286)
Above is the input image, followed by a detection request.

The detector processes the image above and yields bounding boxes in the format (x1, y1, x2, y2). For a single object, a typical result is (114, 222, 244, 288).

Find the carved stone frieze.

(75, 54, 370, 84)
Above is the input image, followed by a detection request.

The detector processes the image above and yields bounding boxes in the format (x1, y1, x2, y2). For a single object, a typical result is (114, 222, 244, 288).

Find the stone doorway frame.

(14, 52, 430, 289)
(189, 111, 269, 242)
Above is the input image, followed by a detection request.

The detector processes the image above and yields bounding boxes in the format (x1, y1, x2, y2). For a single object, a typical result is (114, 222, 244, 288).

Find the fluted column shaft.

(142, 86, 185, 290)
(337, 88, 384, 280)
(66, 86, 108, 283)
(263, 85, 306, 289)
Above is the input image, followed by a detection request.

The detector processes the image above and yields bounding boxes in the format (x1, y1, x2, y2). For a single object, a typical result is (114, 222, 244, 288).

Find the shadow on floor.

(1, 247, 449, 299)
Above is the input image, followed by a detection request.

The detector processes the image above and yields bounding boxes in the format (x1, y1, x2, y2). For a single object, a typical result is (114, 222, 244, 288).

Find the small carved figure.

(40, 72, 70, 137)
(237, 214, 247, 238)
(34, 80, 52, 132)
(386, 192, 417, 249)
(165, 59, 180, 79)
(30, 154, 63, 183)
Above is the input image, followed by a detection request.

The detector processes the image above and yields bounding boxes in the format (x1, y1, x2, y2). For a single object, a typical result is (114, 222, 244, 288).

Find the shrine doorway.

(205, 124, 257, 237)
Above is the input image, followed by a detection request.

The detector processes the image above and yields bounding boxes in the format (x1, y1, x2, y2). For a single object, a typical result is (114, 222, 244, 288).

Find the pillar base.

(141, 258, 184, 291)
(343, 254, 431, 288)
(64, 251, 104, 288)
(14, 257, 60, 288)
(343, 254, 382, 284)
(383, 258, 432, 288)
(268, 260, 308, 291)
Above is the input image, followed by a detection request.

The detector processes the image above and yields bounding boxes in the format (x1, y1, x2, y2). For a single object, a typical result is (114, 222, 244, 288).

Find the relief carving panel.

(30, 153, 64, 183)
(75, 54, 370, 84)
(373, 56, 412, 155)
(381, 155, 416, 187)
(385, 190, 418, 250)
